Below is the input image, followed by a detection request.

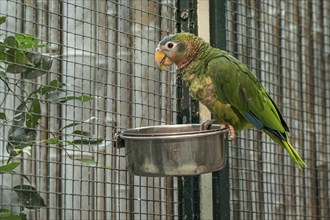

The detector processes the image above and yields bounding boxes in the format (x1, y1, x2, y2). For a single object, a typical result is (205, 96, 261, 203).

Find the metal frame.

(176, 0, 201, 219)
(209, 1, 231, 219)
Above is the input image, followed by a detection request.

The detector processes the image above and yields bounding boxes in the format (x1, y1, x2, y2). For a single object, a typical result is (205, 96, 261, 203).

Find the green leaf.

(72, 137, 104, 145)
(5, 48, 31, 73)
(13, 185, 46, 209)
(34, 79, 65, 95)
(0, 16, 6, 26)
(0, 43, 6, 61)
(0, 209, 22, 220)
(0, 112, 7, 121)
(46, 91, 93, 103)
(72, 130, 91, 136)
(15, 34, 36, 50)
(59, 95, 93, 103)
(72, 157, 97, 167)
(44, 138, 60, 145)
(66, 154, 110, 169)
(0, 162, 20, 173)
(50, 79, 65, 87)
(78, 95, 93, 102)
(34, 85, 56, 95)
(23, 53, 53, 79)
(45, 91, 66, 102)
(46, 92, 93, 103)
(21, 146, 32, 155)
(15, 34, 46, 50)
(10, 146, 32, 156)
(59, 122, 81, 131)
(4, 36, 18, 48)
(7, 127, 37, 157)
(26, 98, 41, 128)
(6, 63, 27, 74)
(65, 140, 80, 150)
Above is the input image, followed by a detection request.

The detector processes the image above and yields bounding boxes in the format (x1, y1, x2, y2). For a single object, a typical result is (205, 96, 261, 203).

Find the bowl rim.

(119, 124, 228, 140)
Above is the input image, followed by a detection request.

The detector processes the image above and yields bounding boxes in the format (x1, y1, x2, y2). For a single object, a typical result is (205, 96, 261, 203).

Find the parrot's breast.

(180, 63, 251, 130)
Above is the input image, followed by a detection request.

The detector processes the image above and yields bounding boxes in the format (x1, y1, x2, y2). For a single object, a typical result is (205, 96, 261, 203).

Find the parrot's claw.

(200, 119, 217, 131)
(200, 120, 235, 140)
(200, 120, 235, 141)
(225, 124, 235, 141)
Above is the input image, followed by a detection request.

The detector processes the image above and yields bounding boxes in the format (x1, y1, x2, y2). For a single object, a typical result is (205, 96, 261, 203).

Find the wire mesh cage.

(0, 0, 178, 219)
(0, 0, 329, 219)
(225, 0, 330, 219)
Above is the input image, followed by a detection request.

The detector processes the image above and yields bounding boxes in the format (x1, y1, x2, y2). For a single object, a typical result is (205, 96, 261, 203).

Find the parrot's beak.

(155, 47, 173, 70)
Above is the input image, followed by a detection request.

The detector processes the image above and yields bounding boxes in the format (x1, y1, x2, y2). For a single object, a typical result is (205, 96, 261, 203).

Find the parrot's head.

(155, 32, 207, 70)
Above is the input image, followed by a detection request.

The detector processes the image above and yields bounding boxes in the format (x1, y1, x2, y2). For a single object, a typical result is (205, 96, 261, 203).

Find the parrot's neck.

(179, 57, 216, 107)
(175, 57, 196, 70)
(175, 42, 210, 70)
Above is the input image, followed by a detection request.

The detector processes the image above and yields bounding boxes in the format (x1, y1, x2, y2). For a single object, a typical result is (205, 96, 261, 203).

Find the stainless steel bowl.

(115, 124, 228, 177)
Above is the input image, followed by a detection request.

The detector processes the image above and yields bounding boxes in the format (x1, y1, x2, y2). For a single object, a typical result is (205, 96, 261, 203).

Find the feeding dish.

(115, 124, 228, 177)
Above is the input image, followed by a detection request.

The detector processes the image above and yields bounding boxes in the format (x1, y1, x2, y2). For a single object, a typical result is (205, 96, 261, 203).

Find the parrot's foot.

(224, 124, 235, 141)
(200, 120, 235, 141)
(200, 119, 217, 131)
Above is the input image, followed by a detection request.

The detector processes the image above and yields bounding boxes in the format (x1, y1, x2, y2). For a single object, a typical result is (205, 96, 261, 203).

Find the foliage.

(0, 16, 105, 219)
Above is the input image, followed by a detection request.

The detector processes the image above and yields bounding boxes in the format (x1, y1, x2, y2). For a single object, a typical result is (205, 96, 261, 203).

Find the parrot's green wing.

(207, 50, 306, 169)
(208, 53, 288, 135)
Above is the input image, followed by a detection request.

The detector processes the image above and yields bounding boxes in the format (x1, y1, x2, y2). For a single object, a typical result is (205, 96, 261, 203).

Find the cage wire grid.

(0, 0, 330, 219)
(226, 0, 330, 219)
(0, 0, 179, 219)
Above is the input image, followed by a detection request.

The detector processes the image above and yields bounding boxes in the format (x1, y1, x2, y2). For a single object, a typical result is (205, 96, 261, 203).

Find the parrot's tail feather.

(282, 140, 306, 170)
(264, 130, 306, 169)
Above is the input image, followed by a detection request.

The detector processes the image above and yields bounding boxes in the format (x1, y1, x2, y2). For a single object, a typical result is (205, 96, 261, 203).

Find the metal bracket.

(114, 131, 125, 148)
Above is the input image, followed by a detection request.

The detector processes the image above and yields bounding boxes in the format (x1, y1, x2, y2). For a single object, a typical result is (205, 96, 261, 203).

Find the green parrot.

(155, 32, 306, 169)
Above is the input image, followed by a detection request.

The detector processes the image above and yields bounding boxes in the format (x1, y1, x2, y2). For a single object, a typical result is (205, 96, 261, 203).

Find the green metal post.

(209, 0, 231, 219)
(176, 0, 200, 219)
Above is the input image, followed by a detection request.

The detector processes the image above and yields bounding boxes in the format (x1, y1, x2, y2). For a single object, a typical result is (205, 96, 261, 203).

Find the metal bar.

(209, 0, 230, 219)
(196, 1, 213, 219)
(176, 0, 200, 219)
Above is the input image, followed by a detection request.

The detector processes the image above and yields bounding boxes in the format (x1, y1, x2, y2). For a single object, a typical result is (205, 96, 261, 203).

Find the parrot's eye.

(166, 42, 174, 49)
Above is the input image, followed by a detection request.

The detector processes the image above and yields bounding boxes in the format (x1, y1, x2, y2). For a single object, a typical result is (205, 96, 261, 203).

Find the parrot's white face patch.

(155, 47, 174, 70)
